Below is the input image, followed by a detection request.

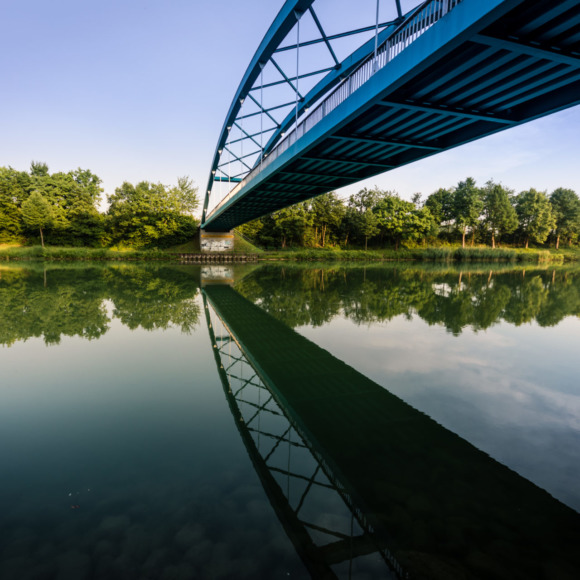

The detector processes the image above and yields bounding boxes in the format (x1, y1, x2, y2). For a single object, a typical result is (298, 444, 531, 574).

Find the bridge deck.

(202, 0, 580, 231)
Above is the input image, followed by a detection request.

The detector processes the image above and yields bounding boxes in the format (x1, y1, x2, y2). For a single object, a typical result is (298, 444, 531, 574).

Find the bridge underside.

(202, 0, 580, 232)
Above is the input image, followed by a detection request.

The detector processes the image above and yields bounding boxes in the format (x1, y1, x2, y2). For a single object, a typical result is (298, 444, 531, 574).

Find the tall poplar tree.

(20, 191, 55, 247)
(481, 180, 518, 248)
(515, 189, 555, 248)
(453, 177, 483, 247)
(550, 188, 580, 248)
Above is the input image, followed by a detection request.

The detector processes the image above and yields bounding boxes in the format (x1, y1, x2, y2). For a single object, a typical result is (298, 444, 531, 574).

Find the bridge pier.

(200, 229, 234, 253)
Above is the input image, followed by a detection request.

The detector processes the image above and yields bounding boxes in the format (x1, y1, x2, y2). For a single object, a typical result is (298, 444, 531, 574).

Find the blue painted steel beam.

(269, 57, 304, 100)
(228, 127, 276, 146)
(202, 0, 315, 222)
(203, 1, 419, 223)
(218, 148, 262, 167)
(473, 34, 580, 68)
(245, 93, 282, 129)
(302, 155, 394, 169)
(237, 101, 294, 120)
(273, 20, 397, 52)
(378, 100, 516, 124)
(233, 122, 263, 151)
(308, 7, 339, 66)
(258, 20, 402, 160)
(279, 169, 355, 181)
(249, 66, 336, 90)
(481, 66, 576, 109)
(224, 146, 252, 171)
(412, 46, 498, 100)
(518, 0, 578, 36)
(329, 134, 442, 151)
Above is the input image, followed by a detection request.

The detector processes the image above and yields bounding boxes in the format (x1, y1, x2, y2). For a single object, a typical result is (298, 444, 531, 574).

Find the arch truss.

(202, 0, 422, 223)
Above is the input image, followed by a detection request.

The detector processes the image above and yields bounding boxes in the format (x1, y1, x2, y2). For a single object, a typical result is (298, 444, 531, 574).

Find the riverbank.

(0, 245, 180, 262)
(1, 244, 578, 263)
(260, 246, 579, 263)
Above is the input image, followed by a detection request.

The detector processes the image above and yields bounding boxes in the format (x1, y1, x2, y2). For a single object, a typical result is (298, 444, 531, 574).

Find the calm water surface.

(1, 262, 580, 579)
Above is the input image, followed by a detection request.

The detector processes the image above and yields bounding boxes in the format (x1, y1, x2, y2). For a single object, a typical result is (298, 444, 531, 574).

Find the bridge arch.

(202, 0, 580, 231)
(202, 0, 414, 222)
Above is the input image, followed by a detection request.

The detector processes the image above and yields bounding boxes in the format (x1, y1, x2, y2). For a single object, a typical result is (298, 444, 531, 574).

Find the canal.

(1, 262, 579, 579)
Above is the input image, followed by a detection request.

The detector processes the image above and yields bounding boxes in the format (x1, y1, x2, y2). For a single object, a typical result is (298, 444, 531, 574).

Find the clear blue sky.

(1, 0, 578, 214)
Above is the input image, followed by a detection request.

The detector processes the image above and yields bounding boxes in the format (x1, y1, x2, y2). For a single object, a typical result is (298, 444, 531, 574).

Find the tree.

(373, 194, 435, 249)
(0, 167, 30, 241)
(515, 189, 555, 248)
(48, 168, 105, 246)
(343, 188, 384, 247)
(310, 192, 344, 247)
(237, 218, 264, 245)
(424, 187, 454, 231)
(550, 188, 580, 248)
(453, 177, 483, 248)
(30, 161, 49, 177)
(346, 209, 381, 250)
(20, 191, 56, 247)
(348, 187, 382, 214)
(169, 176, 199, 214)
(481, 181, 518, 248)
(107, 179, 198, 248)
(272, 203, 310, 247)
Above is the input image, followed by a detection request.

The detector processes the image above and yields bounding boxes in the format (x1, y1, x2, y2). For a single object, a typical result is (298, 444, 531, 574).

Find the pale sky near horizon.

(1, 0, 578, 215)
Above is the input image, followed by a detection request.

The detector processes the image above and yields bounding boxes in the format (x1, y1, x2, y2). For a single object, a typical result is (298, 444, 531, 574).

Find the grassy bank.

(1, 242, 578, 264)
(260, 246, 579, 263)
(0, 245, 181, 262)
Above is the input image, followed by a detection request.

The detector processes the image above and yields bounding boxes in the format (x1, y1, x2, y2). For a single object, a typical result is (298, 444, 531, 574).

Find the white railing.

(206, 0, 462, 222)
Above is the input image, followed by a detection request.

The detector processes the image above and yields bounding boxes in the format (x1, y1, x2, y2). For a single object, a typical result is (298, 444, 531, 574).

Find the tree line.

(0, 162, 199, 248)
(238, 179, 580, 250)
(3, 164, 578, 252)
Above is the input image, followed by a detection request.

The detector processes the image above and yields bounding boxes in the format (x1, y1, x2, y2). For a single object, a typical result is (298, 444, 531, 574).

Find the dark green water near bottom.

(1, 262, 580, 579)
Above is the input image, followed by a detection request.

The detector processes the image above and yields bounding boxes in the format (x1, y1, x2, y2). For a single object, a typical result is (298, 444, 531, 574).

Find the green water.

(1, 262, 579, 579)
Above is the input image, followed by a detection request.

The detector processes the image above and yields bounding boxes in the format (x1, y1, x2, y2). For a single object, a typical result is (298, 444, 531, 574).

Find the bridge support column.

(200, 230, 234, 253)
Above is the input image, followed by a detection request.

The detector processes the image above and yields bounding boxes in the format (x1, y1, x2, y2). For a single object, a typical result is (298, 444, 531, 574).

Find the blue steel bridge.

(201, 0, 580, 232)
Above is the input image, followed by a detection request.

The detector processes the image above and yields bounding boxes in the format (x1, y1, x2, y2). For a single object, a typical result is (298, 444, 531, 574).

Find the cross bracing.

(203, 0, 413, 222)
(202, 0, 580, 231)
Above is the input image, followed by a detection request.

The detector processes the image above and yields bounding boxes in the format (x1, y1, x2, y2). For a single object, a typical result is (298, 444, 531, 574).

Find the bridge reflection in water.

(202, 273, 580, 580)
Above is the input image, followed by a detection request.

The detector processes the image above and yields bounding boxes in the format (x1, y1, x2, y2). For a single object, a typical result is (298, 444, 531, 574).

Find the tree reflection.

(0, 265, 200, 346)
(2, 262, 579, 347)
(235, 264, 580, 334)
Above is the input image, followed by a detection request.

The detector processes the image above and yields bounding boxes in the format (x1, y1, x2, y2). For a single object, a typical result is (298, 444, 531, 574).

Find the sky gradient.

(1, 0, 578, 214)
